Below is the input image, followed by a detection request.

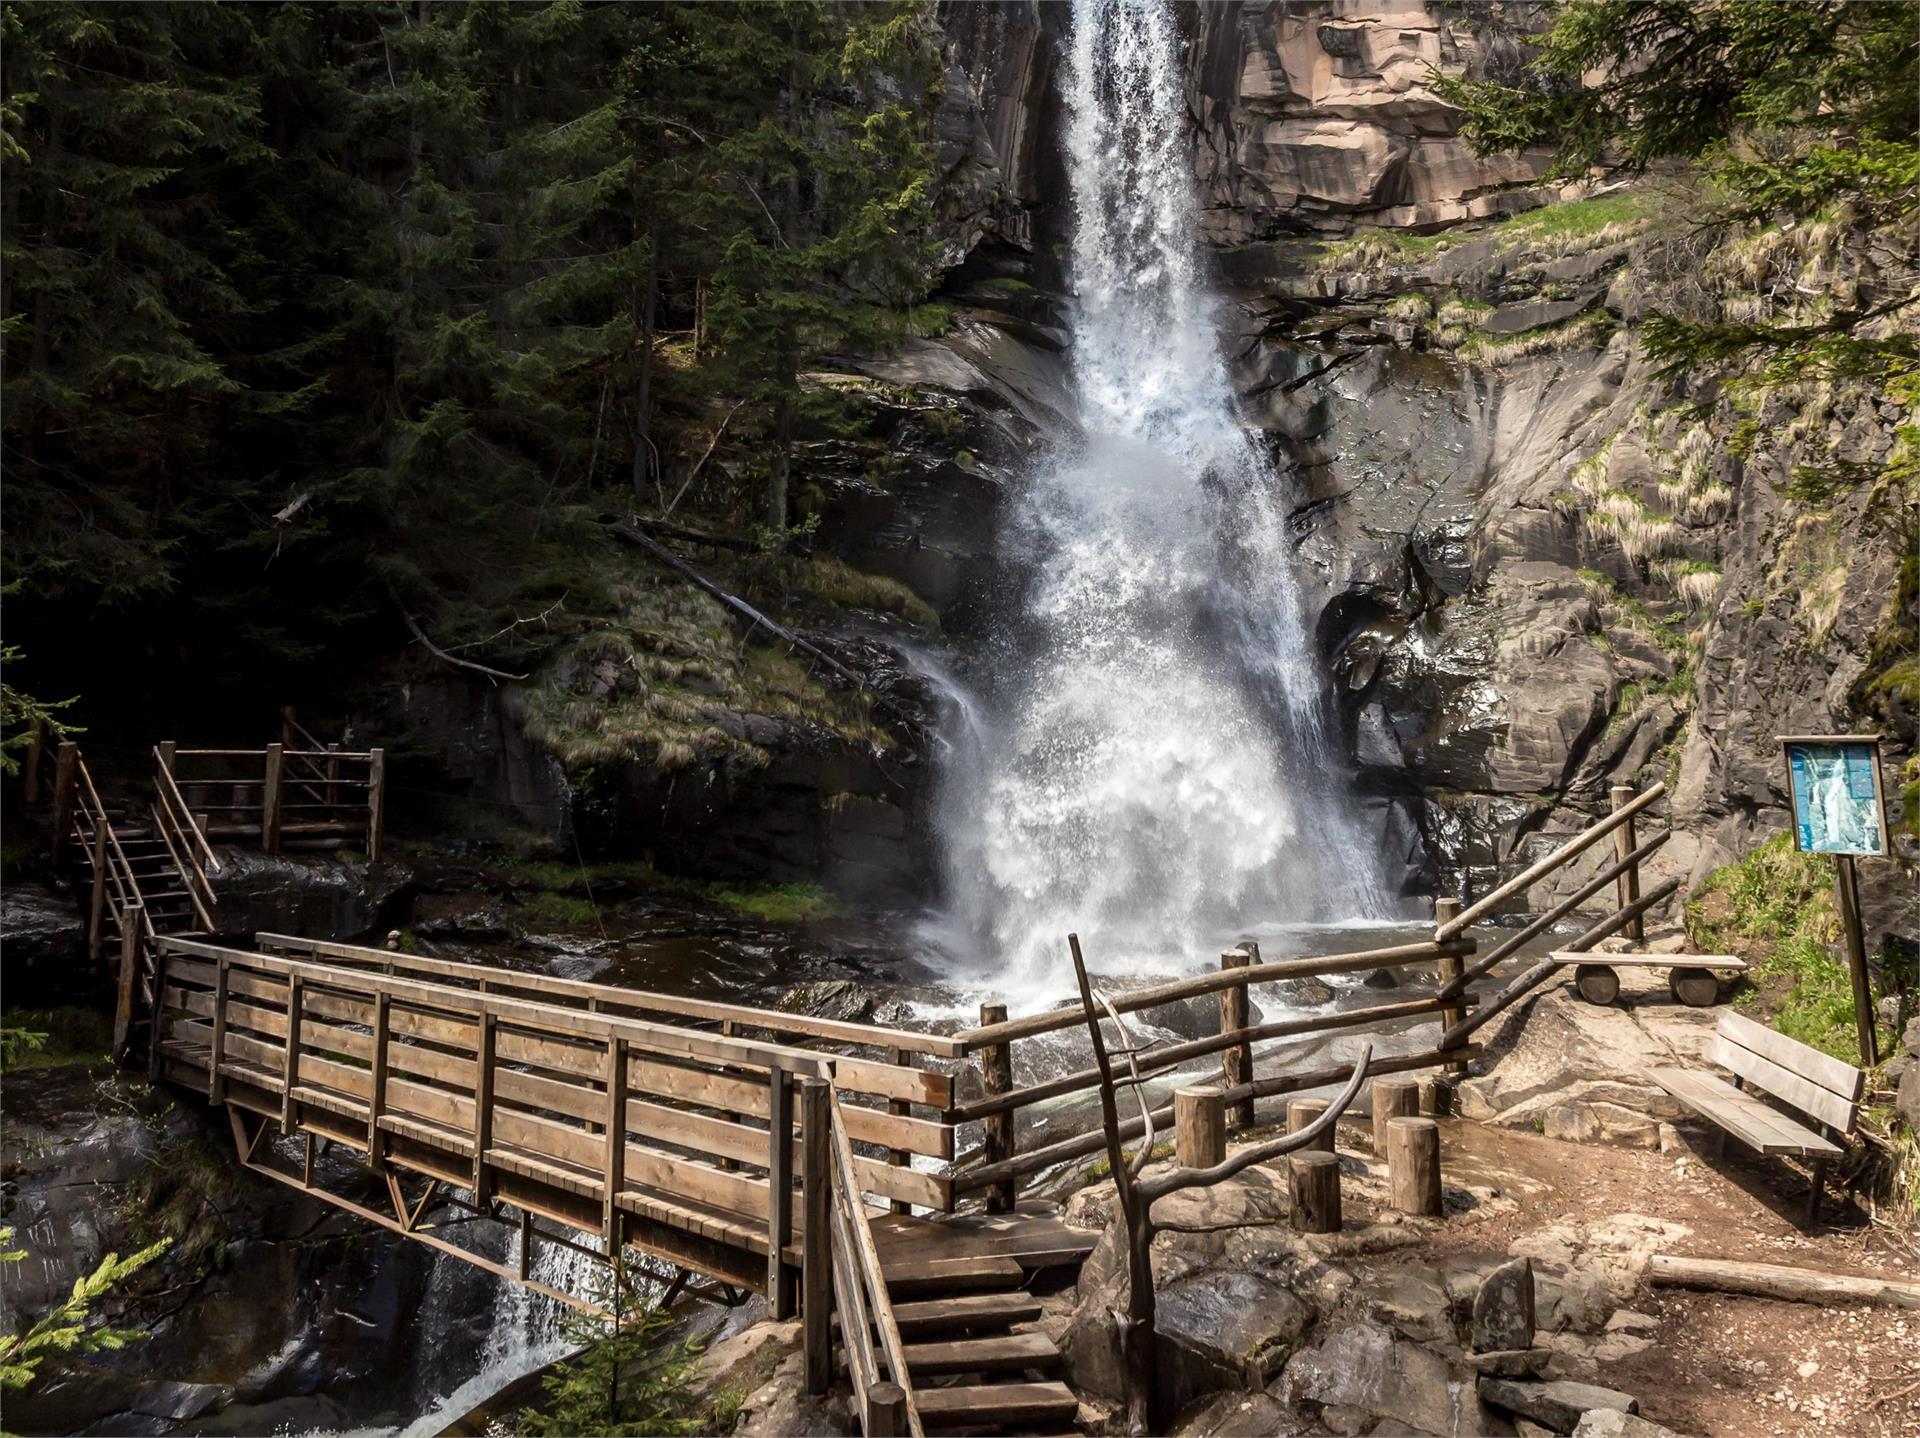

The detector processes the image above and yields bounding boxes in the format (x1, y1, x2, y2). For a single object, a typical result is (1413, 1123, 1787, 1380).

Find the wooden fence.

(947, 782, 1678, 1209)
(161, 742, 385, 859)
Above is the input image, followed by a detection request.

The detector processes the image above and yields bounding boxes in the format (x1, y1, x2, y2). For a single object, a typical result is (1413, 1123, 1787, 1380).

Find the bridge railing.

(162, 742, 385, 860)
(952, 782, 1677, 1208)
(254, 931, 962, 1214)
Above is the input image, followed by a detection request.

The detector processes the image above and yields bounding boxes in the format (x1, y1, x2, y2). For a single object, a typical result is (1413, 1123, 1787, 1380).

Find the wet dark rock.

(412, 890, 514, 938)
(1154, 1269, 1312, 1414)
(207, 849, 408, 943)
(1480, 1377, 1638, 1431)
(1473, 1257, 1537, 1353)
(1363, 967, 1401, 990)
(1275, 975, 1336, 1007)
(1171, 1390, 1304, 1436)
(1, 879, 90, 1004)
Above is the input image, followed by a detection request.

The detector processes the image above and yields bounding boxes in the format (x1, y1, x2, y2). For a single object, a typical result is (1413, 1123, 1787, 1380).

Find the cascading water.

(932, 0, 1391, 1002)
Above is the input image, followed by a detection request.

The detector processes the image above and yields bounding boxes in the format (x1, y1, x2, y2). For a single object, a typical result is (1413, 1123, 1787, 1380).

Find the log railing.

(165, 743, 384, 859)
(953, 782, 1676, 1208)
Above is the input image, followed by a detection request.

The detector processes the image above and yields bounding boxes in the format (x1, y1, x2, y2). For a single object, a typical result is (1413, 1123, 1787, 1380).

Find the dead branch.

(397, 605, 530, 684)
(662, 398, 747, 518)
(441, 596, 567, 654)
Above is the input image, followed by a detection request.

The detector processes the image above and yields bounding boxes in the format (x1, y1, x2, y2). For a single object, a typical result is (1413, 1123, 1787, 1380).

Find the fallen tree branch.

(1646, 1254, 1920, 1310)
(398, 605, 530, 684)
(663, 398, 747, 518)
(606, 519, 922, 737)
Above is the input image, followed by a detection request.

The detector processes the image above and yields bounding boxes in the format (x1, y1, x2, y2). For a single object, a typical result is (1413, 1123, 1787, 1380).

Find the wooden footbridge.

(29, 738, 1691, 1436)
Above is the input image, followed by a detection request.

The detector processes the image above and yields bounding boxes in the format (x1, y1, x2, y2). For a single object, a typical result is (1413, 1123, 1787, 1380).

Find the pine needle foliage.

(520, 1257, 702, 1438)
(0, 1227, 169, 1395)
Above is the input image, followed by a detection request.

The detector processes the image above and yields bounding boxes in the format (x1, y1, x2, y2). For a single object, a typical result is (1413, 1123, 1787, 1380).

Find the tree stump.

(1289, 1152, 1341, 1234)
(1372, 1077, 1421, 1152)
(1174, 1085, 1225, 1168)
(1574, 963, 1620, 1005)
(1669, 966, 1719, 1008)
(1386, 1116, 1442, 1216)
(1287, 1097, 1334, 1153)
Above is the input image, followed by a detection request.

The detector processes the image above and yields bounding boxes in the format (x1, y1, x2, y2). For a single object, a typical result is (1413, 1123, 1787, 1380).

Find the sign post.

(1779, 734, 1889, 1066)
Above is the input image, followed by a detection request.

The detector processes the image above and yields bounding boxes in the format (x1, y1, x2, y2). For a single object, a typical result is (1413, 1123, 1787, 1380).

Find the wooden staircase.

(867, 1207, 1090, 1433)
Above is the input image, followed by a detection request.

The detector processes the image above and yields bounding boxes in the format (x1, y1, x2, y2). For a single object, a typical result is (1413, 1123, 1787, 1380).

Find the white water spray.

(933, 0, 1390, 1002)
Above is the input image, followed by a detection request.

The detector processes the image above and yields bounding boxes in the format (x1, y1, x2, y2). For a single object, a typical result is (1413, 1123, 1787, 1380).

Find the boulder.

(1170, 1390, 1303, 1437)
(1154, 1269, 1313, 1413)
(1281, 1322, 1501, 1438)
(1472, 1257, 1536, 1353)
(1897, 1059, 1920, 1134)
(1467, 1349, 1553, 1378)
(1480, 1378, 1638, 1431)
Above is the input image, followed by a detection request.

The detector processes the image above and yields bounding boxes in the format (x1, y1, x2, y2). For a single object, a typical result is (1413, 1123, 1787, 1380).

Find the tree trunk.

(631, 216, 659, 505)
(1122, 1219, 1156, 1437)
(766, 328, 797, 535)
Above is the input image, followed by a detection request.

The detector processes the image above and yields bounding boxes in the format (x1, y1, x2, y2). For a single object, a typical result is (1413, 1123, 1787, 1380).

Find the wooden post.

(23, 719, 45, 803)
(146, 943, 168, 1084)
(1435, 898, 1467, 1077)
(112, 902, 143, 1064)
(366, 747, 386, 861)
(1833, 854, 1879, 1066)
(473, 1015, 498, 1201)
(50, 741, 78, 862)
(1220, 947, 1254, 1130)
(1287, 1097, 1334, 1153)
(281, 974, 304, 1133)
(1386, 1116, 1442, 1216)
(1372, 1076, 1421, 1152)
(1288, 1152, 1341, 1234)
(281, 707, 299, 752)
(261, 743, 285, 854)
(979, 1003, 1015, 1214)
(209, 958, 230, 1103)
(1173, 1085, 1225, 1168)
(157, 740, 176, 775)
(800, 1077, 832, 1397)
(885, 1046, 912, 1216)
(602, 1035, 627, 1244)
(866, 1381, 908, 1438)
(517, 1208, 533, 1282)
(325, 742, 341, 809)
(1611, 785, 1644, 942)
(767, 1067, 795, 1316)
(87, 819, 109, 970)
(367, 993, 391, 1171)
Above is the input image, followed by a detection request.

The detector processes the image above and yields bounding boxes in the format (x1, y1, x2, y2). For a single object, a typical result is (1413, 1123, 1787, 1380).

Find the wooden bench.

(1650, 1009, 1864, 1222)
(1550, 950, 1746, 1007)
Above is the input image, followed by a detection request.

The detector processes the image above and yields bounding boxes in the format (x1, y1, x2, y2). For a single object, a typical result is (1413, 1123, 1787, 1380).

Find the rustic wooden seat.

(1650, 1009, 1864, 1222)
(1550, 950, 1745, 1007)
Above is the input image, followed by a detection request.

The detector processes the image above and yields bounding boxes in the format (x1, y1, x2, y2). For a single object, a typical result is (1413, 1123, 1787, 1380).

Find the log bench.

(1650, 1010, 1864, 1223)
(1550, 950, 1746, 1007)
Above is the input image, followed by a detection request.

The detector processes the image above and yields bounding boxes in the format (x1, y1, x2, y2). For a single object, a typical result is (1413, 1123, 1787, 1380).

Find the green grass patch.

(1685, 834, 1889, 1061)
(1, 1008, 113, 1071)
(1494, 189, 1658, 246)
(791, 554, 939, 629)
(700, 881, 837, 924)
(521, 892, 601, 927)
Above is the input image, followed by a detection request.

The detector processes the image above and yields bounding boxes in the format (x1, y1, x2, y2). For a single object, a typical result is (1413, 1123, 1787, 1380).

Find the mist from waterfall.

(929, 0, 1390, 1003)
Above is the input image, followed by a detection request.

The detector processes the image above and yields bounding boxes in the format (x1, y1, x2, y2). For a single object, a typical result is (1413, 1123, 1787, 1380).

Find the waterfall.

(931, 0, 1390, 1002)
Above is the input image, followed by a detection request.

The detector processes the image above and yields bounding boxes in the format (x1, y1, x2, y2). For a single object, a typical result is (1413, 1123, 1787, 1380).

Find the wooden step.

(903, 1332, 1059, 1377)
(864, 1292, 1044, 1339)
(915, 1381, 1078, 1431)
(885, 1255, 1025, 1299)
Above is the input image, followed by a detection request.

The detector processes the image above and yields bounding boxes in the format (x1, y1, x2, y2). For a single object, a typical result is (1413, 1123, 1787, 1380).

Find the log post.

(1287, 1097, 1335, 1153)
(1611, 785, 1644, 942)
(367, 993, 391, 1171)
(282, 974, 304, 1133)
(1174, 1085, 1226, 1168)
(87, 819, 109, 971)
(50, 741, 79, 862)
(866, 1381, 908, 1438)
(157, 740, 176, 775)
(979, 1003, 1015, 1213)
(1386, 1116, 1442, 1216)
(1220, 947, 1255, 1130)
(800, 1077, 832, 1397)
(766, 1067, 795, 1316)
(146, 944, 168, 1084)
(1372, 1076, 1421, 1152)
(261, 743, 285, 855)
(1435, 898, 1468, 1077)
(209, 957, 231, 1104)
(1288, 1152, 1341, 1234)
(326, 742, 341, 808)
(366, 747, 386, 862)
(112, 902, 143, 1064)
(601, 1035, 627, 1245)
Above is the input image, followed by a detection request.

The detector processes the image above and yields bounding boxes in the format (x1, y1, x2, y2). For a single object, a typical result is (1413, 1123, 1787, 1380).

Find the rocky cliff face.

(1225, 190, 1916, 937)
(1188, 1, 1562, 242)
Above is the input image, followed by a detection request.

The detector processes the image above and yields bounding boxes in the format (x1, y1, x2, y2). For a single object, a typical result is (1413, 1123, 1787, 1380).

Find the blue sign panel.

(1785, 740, 1886, 856)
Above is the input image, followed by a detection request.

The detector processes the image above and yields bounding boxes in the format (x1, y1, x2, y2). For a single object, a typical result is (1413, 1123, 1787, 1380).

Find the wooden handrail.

(1435, 782, 1667, 939)
(254, 932, 966, 1060)
(827, 1086, 923, 1438)
(958, 936, 1475, 1049)
(153, 750, 222, 876)
(149, 803, 217, 932)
